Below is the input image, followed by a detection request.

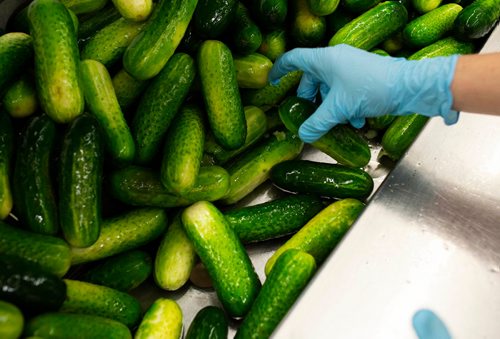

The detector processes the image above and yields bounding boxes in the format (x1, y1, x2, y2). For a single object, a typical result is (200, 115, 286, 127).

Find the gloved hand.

(413, 309, 452, 339)
(268, 44, 459, 143)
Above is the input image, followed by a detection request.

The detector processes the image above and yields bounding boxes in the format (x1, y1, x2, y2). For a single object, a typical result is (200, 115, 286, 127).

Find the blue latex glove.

(268, 44, 460, 143)
(413, 309, 452, 339)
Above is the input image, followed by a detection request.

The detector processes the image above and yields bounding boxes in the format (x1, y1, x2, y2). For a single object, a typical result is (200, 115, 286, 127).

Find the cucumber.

(154, 214, 197, 291)
(3, 73, 38, 118)
(77, 5, 121, 41)
(328, 1, 408, 50)
(135, 298, 183, 339)
(26, 313, 132, 339)
(225, 194, 325, 243)
(132, 53, 196, 164)
(81, 17, 146, 68)
(247, 0, 288, 30)
(71, 208, 167, 265)
(412, 0, 442, 13)
(291, 0, 326, 47)
(13, 114, 58, 235)
(123, 0, 198, 80)
(270, 160, 374, 199)
(80, 59, 135, 163)
(234, 53, 273, 89)
(204, 106, 268, 164)
(0, 300, 23, 339)
(367, 114, 396, 130)
(232, 3, 262, 55)
(182, 166, 231, 202)
(185, 306, 228, 339)
(59, 114, 103, 248)
(0, 112, 13, 220)
(182, 201, 261, 317)
(199, 40, 247, 150)
(454, 0, 500, 40)
(111, 0, 153, 22)
(407, 37, 475, 60)
(84, 250, 152, 291)
(265, 198, 364, 274)
(0, 33, 32, 94)
(258, 29, 287, 61)
(307, 0, 339, 16)
(266, 107, 285, 131)
(325, 8, 354, 37)
(278, 96, 371, 167)
(28, 0, 84, 123)
(221, 131, 304, 205)
(381, 114, 429, 159)
(235, 249, 316, 339)
(403, 4, 463, 47)
(61, 0, 108, 14)
(61, 279, 142, 328)
(0, 254, 66, 315)
(344, 0, 381, 13)
(382, 31, 404, 54)
(161, 105, 205, 194)
(112, 69, 148, 111)
(193, 0, 238, 38)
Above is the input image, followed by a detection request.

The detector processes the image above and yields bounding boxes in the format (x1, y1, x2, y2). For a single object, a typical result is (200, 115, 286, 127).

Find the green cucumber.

(71, 208, 167, 265)
(266, 107, 285, 131)
(123, 0, 198, 80)
(367, 114, 396, 129)
(225, 194, 325, 243)
(84, 250, 152, 291)
(235, 249, 316, 339)
(222, 131, 304, 205)
(0, 112, 13, 220)
(265, 198, 364, 274)
(3, 73, 38, 118)
(135, 298, 183, 339)
(29, 0, 84, 123)
(382, 32, 404, 54)
(199, 40, 247, 150)
(454, 0, 500, 40)
(61, 0, 108, 14)
(154, 214, 197, 291)
(412, 0, 442, 13)
(291, 0, 326, 47)
(270, 160, 374, 199)
(0, 32, 32, 94)
(0, 300, 23, 339)
(328, 1, 408, 50)
(182, 166, 231, 202)
(344, 0, 381, 13)
(232, 3, 262, 55)
(325, 8, 355, 37)
(112, 69, 148, 111)
(234, 53, 273, 89)
(185, 306, 228, 339)
(132, 53, 196, 164)
(307, 0, 339, 16)
(77, 5, 121, 41)
(407, 37, 475, 60)
(193, 0, 238, 38)
(381, 114, 429, 159)
(111, 0, 153, 22)
(26, 313, 132, 339)
(80, 59, 135, 163)
(0, 221, 71, 277)
(258, 29, 287, 61)
(13, 114, 58, 235)
(248, 0, 288, 30)
(182, 201, 261, 317)
(403, 4, 463, 47)
(0, 254, 66, 314)
(279, 96, 371, 167)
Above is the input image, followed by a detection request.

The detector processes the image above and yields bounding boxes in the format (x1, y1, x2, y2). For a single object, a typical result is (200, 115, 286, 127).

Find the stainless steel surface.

(273, 24, 500, 339)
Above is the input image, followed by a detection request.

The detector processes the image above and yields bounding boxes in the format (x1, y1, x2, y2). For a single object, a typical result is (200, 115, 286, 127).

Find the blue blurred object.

(413, 309, 452, 339)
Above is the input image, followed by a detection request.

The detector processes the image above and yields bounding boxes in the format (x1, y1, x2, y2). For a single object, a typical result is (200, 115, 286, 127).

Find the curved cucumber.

(185, 306, 228, 339)
(307, 0, 339, 16)
(291, 0, 326, 47)
(0, 112, 13, 220)
(3, 73, 38, 118)
(232, 3, 262, 55)
(112, 69, 148, 110)
(135, 299, 183, 339)
(454, 0, 500, 40)
(111, 0, 153, 22)
(0, 32, 32, 94)
(234, 53, 273, 89)
(193, 0, 238, 38)
(0, 300, 23, 339)
(258, 29, 287, 61)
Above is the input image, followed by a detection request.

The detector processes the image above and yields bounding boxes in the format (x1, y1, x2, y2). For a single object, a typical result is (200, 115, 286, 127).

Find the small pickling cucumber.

(258, 29, 287, 61)
(185, 306, 228, 339)
(344, 0, 380, 13)
(407, 37, 475, 60)
(193, 0, 238, 38)
(231, 3, 262, 55)
(77, 4, 121, 41)
(381, 114, 429, 160)
(3, 73, 38, 118)
(307, 0, 339, 16)
(454, 0, 500, 40)
(412, 0, 442, 13)
(0, 300, 23, 339)
(367, 114, 396, 130)
(111, 0, 153, 22)
(382, 32, 404, 54)
(61, 0, 108, 14)
(0, 112, 13, 220)
(112, 69, 148, 111)
(135, 299, 183, 339)
(0, 32, 32, 94)
(290, 0, 326, 47)
(234, 53, 273, 89)
(247, 0, 288, 30)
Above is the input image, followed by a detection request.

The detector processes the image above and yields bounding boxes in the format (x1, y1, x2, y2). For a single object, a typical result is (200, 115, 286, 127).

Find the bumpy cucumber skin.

(61, 0, 108, 14)
(199, 40, 247, 150)
(258, 29, 287, 61)
(13, 114, 58, 235)
(71, 208, 167, 265)
(329, 1, 408, 50)
(221, 131, 304, 205)
(0, 300, 23, 339)
(234, 53, 273, 89)
(135, 298, 183, 339)
(84, 250, 152, 291)
(232, 3, 262, 55)
(112, 69, 148, 110)
(28, 0, 84, 123)
(0, 112, 13, 220)
(26, 313, 132, 339)
(123, 0, 198, 80)
(265, 199, 364, 274)
(112, 0, 153, 22)
(454, 0, 500, 40)
(412, 0, 442, 13)
(291, 0, 327, 47)
(77, 5, 121, 41)
(225, 194, 325, 243)
(193, 0, 238, 38)
(382, 114, 429, 159)
(308, 0, 339, 16)
(3, 73, 38, 118)
(80, 59, 135, 163)
(344, 0, 380, 13)
(249, 0, 288, 30)
(0, 32, 32, 94)
(132, 53, 196, 164)
(182, 201, 261, 318)
(185, 306, 228, 339)
(236, 249, 316, 339)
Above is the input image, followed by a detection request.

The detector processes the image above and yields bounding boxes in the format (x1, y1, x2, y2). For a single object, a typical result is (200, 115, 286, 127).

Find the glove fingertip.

(298, 121, 327, 143)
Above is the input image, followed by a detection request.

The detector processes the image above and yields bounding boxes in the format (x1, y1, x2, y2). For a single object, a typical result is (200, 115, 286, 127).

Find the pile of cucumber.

(0, 0, 499, 337)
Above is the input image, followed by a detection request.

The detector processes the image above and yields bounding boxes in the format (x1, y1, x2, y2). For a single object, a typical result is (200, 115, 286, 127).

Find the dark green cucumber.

(279, 96, 371, 167)
(344, 0, 381, 13)
(13, 114, 58, 235)
(291, 0, 326, 47)
(0, 254, 66, 315)
(403, 4, 463, 47)
(199, 40, 247, 150)
(258, 29, 287, 61)
(0, 112, 13, 220)
(111, 0, 153, 22)
(71, 208, 167, 265)
(161, 105, 205, 194)
(225, 194, 325, 243)
(112, 69, 148, 111)
(28, 0, 84, 123)
(367, 114, 396, 130)
(26, 313, 132, 339)
(0, 300, 23, 339)
(381, 114, 429, 159)
(193, 0, 238, 38)
(325, 8, 355, 37)
(307, 0, 339, 16)
(265, 198, 364, 274)
(123, 0, 198, 80)
(232, 3, 262, 55)
(185, 306, 228, 339)
(382, 32, 404, 54)
(454, 0, 500, 40)
(61, 279, 142, 328)
(328, 1, 408, 50)
(412, 0, 442, 13)
(77, 5, 121, 41)
(61, 0, 107, 14)
(3, 73, 38, 118)
(270, 160, 374, 199)
(182, 201, 261, 317)
(235, 249, 316, 339)
(247, 0, 288, 30)
(132, 53, 196, 164)
(222, 131, 304, 205)
(235, 53, 273, 89)
(135, 298, 183, 339)
(80, 59, 135, 163)
(178, 23, 204, 55)
(0, 33, 32, 94)
(0, 221, 71, 277)
(266, 107, 285, 131)
(407, 37, 475, 60)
